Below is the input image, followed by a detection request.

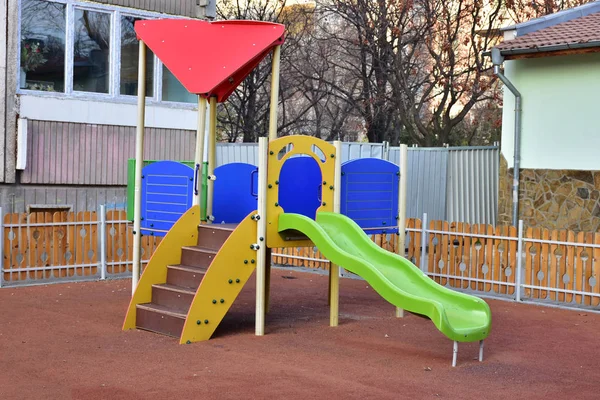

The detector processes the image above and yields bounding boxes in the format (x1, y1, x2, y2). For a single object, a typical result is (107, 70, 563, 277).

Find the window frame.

(17, 0, 196, 108)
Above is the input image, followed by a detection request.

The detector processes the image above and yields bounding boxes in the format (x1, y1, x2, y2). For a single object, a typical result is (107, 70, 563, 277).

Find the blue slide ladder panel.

(140, 161, 194, 237)
(340, 158, 399, 234)
(213, 163, 258, 224)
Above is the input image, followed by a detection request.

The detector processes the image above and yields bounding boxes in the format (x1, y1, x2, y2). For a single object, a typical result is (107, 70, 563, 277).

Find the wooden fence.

(2, 211, 599, 309)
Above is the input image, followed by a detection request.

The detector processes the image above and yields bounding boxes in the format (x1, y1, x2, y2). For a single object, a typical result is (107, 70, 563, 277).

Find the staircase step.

(197, 224, 236, 250)
(166, 264, 207, 289)
(181, 246, 218, 268)
(136, 303, 186, 338)
(151, 283, 196, 310)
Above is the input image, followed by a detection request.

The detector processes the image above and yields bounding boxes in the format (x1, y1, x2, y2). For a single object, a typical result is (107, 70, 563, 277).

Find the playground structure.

(122, 19, 491, 367)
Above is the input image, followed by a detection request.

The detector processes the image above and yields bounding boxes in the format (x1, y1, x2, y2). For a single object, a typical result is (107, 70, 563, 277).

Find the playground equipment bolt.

(382, 221, 386, 225)
(236, 279, 240, 283)
(259, 237, 264, 241)
(330, 154, 335, 158)
(141, 175, 144, 178)
(275, 202, 279, 207)
(228, 279, 233, 284)
(220, 299, 225, 303)
(250, 244, 260, 250)
(275, 180, 279, 185)
(329, 185, 334, 190)
(255, 215, 260, 220)
(140, 217, 144, 221)
(323, 181, 327, 185)
(150, 232, 154, 236)
(244, 260, 248, 264)
(205, 320, 209, 324)
(150, 223, 154, 227)
(341, 172, 345, 176)
(197, 320, 201, 325)
(322, 202, 327, 206)
(268, 184, 272, 188)
(212, 299, 217, 304)
(251, 215, 255, 220)
(186, 340, 191, 344)
(251, 259, 255, 264)
(270, 151, 274, 155)
(190, 177, 193, 181)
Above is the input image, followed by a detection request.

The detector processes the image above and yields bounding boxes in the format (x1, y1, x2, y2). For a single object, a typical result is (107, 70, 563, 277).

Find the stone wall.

(498, 154, 600, 232)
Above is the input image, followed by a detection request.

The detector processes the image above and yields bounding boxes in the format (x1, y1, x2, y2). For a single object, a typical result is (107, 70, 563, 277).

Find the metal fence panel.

(446, 147, 499, 225)
(405, 148, 448, 221)
(216, 143, 259, 166)
(340, 142, 385, 162)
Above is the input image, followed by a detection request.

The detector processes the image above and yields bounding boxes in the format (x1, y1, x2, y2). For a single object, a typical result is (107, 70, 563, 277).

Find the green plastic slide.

(278, 212, 491, 342)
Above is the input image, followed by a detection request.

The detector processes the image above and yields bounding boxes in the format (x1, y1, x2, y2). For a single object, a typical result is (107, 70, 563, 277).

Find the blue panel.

(279, 156, 322, 219)
(213, 163, 258, 224)
(341, 158, 399, 234)
(141, 161, 194, 237)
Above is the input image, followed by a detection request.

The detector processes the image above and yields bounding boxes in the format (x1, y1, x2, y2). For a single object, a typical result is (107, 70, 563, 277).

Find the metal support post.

(99, 205, 107, 280)
(516, 219, 524, 302)
(132, 40, 147, 294)
(420, 213, 428, 272)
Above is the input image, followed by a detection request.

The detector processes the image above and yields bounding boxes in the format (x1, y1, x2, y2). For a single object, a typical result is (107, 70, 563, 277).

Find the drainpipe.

(491, 48, 521, 227)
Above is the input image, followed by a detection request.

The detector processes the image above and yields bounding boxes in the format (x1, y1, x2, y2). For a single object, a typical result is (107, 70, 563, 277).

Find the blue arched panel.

(279, 156, 322, 219)
(341, 158, 399, 234)
(213, 163, 258, 224)
(141, 161, 194, 237)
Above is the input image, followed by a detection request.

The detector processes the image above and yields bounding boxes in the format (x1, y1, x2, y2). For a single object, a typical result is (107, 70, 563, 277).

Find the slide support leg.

(479, 340, 484, 362)
(329, 264, 339, 327)
(452, 341, 458, 367)
(265, 248, 272, 314)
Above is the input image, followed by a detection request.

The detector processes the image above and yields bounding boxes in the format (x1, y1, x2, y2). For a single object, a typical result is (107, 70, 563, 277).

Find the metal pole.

(420, 213, 428, 272)
(131, 40, 146, 295)
(0, 207, 3, 288)
(192, 96, 208, 207)
(268, 45, 281, 141)
(396, 144, 408, 317)
(255, 137, 268, 336)
(452, 341, 458, 367)
(329, 140, 342, 327)
(516, 219, 524, 302)
(99, 205, 107, 280)
(206, 96, 217, 222)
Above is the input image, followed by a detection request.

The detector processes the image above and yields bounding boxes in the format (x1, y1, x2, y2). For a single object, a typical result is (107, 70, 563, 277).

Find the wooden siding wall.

(0, 185, 126, 214)
(21, 120, 196, 185)
(91, 0, 199, 17)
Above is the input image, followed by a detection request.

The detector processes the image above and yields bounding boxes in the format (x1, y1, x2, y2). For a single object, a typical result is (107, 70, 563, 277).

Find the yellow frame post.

(192, 96, 208, 207)
(396, 144, 408, 318)
(329, 140, 342, 327)
(132, 40, 146, 295)
(256, 137, 269, 336)
(206, 96, 217, 222)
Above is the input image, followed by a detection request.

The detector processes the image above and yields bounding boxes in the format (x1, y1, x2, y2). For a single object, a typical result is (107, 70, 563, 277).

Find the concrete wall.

(501, 52, 600, 171)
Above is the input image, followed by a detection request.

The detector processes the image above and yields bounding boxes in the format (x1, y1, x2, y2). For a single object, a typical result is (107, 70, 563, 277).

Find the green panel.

(126, 159, 207, 221)
(278, 212, 492, 342)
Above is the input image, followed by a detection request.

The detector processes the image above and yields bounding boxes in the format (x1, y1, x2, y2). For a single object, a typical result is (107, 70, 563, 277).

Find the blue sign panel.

(141, 161, 194, 237)
(279, 156, 322, 219)
(213, 163, 258, 224)
(340, 158, 399, 234)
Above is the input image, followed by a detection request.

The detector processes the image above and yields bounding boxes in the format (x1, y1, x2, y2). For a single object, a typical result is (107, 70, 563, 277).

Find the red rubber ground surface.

(1, 269, 598, 399)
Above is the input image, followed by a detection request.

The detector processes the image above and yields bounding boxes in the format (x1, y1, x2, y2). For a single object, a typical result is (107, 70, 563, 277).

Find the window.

(20, 0, 66, 92)
(120, 16, 154, 97)
(73, 9, 111, 93)
(19, 0, 197, 106)
(162, 65, 196, 104)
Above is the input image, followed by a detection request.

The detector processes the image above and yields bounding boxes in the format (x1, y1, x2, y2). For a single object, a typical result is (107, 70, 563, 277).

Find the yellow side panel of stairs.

(122, 206, 200, 330)
(180, 211, 259, 344)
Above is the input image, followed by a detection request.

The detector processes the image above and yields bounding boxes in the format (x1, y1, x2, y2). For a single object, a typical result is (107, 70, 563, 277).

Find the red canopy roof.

(135, 19, 285, 103)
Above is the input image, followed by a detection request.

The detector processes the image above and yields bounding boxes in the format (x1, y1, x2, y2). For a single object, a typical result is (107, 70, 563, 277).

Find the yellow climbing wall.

(265, 136, 336, 249)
